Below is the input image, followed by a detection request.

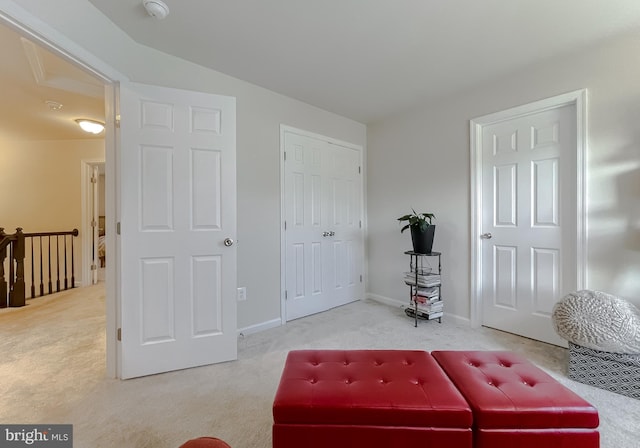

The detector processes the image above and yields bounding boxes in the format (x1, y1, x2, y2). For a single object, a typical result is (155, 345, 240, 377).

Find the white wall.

(0, 138, 104, 292)
(367, 30, 640, 319)
(1, 0, 366, 330)
(0, 138, 104, 233)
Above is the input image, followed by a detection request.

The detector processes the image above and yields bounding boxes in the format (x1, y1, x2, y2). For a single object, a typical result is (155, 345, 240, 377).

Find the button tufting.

(309, 378, 317, 384)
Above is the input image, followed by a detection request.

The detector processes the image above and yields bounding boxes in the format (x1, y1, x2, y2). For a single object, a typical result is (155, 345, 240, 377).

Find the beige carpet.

(1, 285, 639, 447)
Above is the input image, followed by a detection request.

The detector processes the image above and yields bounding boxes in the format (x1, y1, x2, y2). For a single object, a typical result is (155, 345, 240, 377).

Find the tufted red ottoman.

(432, 351, 599, 448)
(272, 350, 472, 448)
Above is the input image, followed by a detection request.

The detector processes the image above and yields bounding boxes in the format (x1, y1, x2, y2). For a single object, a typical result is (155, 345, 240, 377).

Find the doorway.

(470, 90, 587, 346)
(82, 160, 106, 286)
(0, 12, 115, 374)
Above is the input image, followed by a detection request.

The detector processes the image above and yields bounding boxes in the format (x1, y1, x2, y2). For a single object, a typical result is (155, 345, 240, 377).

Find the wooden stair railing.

(0, 227, 79, 308)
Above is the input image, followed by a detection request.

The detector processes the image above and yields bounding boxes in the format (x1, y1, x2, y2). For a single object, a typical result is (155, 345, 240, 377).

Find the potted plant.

(398, 209, 436, 254)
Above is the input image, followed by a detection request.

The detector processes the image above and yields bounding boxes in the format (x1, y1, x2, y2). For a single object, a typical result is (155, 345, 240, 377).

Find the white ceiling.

(86, 0, 640, 123)
(0, 23, 105, 141)
(2, 1, 640, 142)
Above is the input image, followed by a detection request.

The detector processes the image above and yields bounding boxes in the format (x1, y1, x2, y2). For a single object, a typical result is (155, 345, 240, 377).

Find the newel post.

(9, 228, 26, 307)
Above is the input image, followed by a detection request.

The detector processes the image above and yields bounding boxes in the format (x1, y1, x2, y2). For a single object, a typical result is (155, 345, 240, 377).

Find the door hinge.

(358, 166, 361, 174)
(91, 264, 97, 271)
(91, 219, 97, 227)
(283, 151, 286, 161)
(360, 275, 363, 282)
(284, 221, 287, 231)
(115, 115, 121, 128)
(117, 328, 122, 341)
(91, 176, 97, 184)
(359, 220, 362, 229)
(116, 222, 121, 235)
(285, 290, 288, 300)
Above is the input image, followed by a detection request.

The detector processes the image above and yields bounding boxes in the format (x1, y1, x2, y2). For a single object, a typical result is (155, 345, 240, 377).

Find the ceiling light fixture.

(75, 119, 105, 134)
(45, 100, 63, 111)
(143, 0, 170, 20)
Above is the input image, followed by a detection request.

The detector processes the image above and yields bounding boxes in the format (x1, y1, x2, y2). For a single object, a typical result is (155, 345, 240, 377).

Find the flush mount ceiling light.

(45, 100, 63, 111)
(143, 0, 170, 20)
(75, 119, 105, 134)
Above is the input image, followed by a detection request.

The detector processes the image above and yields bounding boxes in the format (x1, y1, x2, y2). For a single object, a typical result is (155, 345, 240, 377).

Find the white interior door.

(91, 165, 99, 285)
(479, 102, 577, 346)
(119, 82, 237, 379)
(283, 129, 364, 321)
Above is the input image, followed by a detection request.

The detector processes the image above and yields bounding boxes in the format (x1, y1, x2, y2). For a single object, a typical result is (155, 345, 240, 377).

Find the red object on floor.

(179, 437, 231, 448)
(432, 350, 600, 448)
(272, 350, 473, 448)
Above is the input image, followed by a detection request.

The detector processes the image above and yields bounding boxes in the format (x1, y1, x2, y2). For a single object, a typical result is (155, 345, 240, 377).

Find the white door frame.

(0, 4, 126, 378)
(469, 90, 588, 328)
(80, 159, 105, 286)
(279, 125, 365, 324)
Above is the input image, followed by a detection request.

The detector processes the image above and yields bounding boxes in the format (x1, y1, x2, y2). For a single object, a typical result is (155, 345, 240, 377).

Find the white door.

(283, 129, 364, 321)
(479, 102, 578, 346)
(91, 165, 99, 285)
(119, 82, 237, 379)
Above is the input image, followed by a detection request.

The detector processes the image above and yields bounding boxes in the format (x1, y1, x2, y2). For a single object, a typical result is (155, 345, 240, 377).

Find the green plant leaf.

(397, 210, 436, 233)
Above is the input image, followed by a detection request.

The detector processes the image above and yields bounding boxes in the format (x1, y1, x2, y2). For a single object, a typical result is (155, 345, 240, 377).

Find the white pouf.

(552, 290, 640, 354)
(553, 290, 640, 399)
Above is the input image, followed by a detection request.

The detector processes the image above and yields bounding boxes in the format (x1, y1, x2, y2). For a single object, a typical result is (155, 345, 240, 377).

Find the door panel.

(284, 130, 364, 321)
(119, 82, 236, 379)
(481, 104, 575, 346)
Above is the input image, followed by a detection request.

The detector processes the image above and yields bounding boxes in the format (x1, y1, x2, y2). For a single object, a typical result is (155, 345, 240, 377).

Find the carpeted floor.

(0, 284, 638, 447)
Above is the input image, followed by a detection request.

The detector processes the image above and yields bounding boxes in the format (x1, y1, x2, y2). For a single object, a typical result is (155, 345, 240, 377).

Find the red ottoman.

(432, 351, 599, 448)
(272, 350, 472, 448)
(179, 437, 231, 448)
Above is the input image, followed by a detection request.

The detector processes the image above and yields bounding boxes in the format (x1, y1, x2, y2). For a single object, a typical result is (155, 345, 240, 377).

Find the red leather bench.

(272, 350, 473, 448)
(432, 350, 600, 448)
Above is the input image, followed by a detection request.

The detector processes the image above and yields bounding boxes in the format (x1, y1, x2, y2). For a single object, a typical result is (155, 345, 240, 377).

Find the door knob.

(328, 231, 335, 236)
(480, 233, 492, 239)
(322, 232, 330, 237)
(223, 238, 234, 246)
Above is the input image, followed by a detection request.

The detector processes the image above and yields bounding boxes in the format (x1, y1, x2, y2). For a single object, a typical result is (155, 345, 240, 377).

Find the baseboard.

(366, 293, 405, 309)
(236, 296, 471, 337)
(366, 293, 471, 326)
(238, 317, 282, 337)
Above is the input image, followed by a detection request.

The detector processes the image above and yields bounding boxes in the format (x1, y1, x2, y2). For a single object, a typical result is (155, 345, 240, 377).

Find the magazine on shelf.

(415, 301, 443, 314)
(404, 275, 441, 287)
(406, 308, 444, 320)
(414, 286, 439, 297)
(412, 294, 440, 304)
